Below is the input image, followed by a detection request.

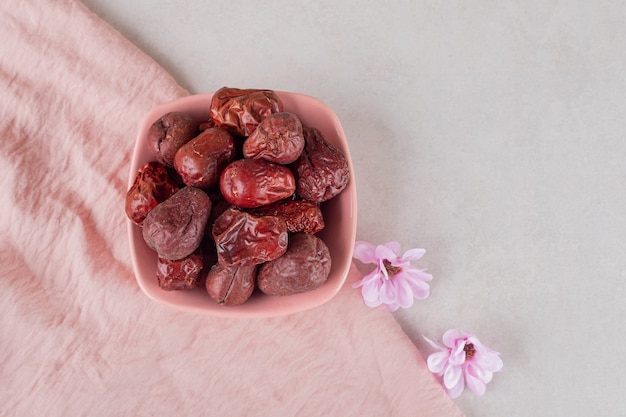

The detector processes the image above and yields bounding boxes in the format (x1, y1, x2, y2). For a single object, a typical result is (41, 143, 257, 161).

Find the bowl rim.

(127, 90, 357, 318)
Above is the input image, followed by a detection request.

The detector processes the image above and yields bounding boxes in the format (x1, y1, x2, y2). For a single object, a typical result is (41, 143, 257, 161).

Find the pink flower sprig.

(423, 330, 503, 398)
(352, 241, 433, 312)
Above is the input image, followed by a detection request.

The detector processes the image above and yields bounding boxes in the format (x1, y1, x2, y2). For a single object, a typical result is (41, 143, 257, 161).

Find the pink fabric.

(0, 1, 464, 415)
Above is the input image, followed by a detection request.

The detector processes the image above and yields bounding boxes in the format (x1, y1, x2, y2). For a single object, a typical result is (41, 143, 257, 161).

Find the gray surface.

(82, 1, 626, 415)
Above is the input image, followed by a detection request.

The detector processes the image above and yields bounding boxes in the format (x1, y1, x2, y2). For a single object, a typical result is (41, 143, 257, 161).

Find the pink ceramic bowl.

(127, 91, 357, 318)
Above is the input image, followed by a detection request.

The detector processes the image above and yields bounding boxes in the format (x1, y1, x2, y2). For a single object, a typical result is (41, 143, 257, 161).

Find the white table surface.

(81, 1, 626, 415)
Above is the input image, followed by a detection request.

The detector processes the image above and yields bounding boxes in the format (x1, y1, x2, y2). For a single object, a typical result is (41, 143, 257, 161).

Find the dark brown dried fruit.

(212, 207, 288, 266)
(173, 127, 235, 189)
(219, 159, 296, 208)
(199, 118, 216, 131)
(147, 112, 199, 166)
(257, 233, 331, 296)
(156, 250, 204, 291)
(142, 187, 212, 260)
(243, 112, 304, 164)
(209, 87, 283, 137)
(206, 188, 233, 228)
(250, 199, 324, 234)
(205, 263, 257, 306)
(294, 127, 350, 203)
(125, 161, 179, 226)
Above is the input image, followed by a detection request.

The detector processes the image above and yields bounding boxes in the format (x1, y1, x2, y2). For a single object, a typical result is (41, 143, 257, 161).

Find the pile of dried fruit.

(126, 87, 349, 306)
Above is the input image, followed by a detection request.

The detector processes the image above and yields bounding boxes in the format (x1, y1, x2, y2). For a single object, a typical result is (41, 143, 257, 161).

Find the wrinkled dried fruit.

(205, 263, 257, 306)
(294, 127, 350, 203)
(156, 249, 204, 291)
(250, 199, 324, 234)
(173, 127, 235, 189)
(199, 119, 216, 131)
(143, 187, 212, 260)
(243, 112, 304, 164)
(209, 87, 283, 137)
(147, 112, 198, 166)
(206, 189, 233, 228)
(220, 159, 296, 208)
(212, 207, 288, 266)
(125, 161, 179, 226)
(257, 233, 331, 296)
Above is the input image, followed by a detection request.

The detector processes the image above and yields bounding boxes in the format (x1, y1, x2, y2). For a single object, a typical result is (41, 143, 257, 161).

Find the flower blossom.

(352, 241, 432, 311)
(423, 329, 503, 398)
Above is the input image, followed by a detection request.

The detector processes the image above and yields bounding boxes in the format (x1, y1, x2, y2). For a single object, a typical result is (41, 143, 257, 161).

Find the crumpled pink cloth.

(0, 1, 464, 415)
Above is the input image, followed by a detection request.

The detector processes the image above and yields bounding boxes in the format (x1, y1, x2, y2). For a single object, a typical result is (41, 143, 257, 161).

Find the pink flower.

(352, 241, 432, 311)
(423, 330, 503, 398)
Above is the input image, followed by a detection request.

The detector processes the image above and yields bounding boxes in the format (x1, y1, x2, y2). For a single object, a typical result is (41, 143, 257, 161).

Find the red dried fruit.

(199, 119, 216, 131)
(257, 233, 331, 296)
(250, 199, 324, 234)
(212, 207, 288, 266)
(294, 127, 350, 203)
(125, 161, 179, 226)
(142, 187, 212, 260)
(209, 87, 283, 137)
(156, 249, 204, 291)
(205, 263, 257, 306)
(173, 127, 235, 189)
(147, 112, 198, 166)
(243, 112, 304, 164)
(219, 159, 295, 208)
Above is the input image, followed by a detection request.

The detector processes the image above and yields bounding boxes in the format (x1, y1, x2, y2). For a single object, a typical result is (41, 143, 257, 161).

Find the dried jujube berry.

(173, 127, 235, 189)
(243, 112, 304, 164)
(125, 161, 179, 226)
(199, 118, 216, 131)
(212, 207, 288, 266)
(219, 159, 296, 208)
(209, 87, 283, 137)
(205, 263, 257, 306)
(135, 88, 353, 303)
(142, 187, 212, 260)
(156, 249, 204, 291)
(250, 199, 325, 234)
(294, 127, 350, 203)
(257, 233, 331, 296)
(147, 112, 199, 166)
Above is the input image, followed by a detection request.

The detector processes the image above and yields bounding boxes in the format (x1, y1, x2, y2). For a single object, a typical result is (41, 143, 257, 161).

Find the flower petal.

(353, 241, 378, 264)
(384, 300, 400, 312)
(465, 364, 487, 396)
(449, 339, 468, 366)
(404, 267, 433, 282)
(422, 335, 445, 351)
(443, 364, 463, 390)
(351, 269, 380, 288)
(426, 351, 450, 374)
(466, 359, 491, 381)
(474, 367, 493, 384)
(443, 329, 461, 349)
(379, 279, 398, 304)
(449, 346, 466, 366)
(402, 271, 430, 299)
(446, 375, 465, 399)
(465, 335, 484, 353)
(394, 276, 415, 308)
(383, 241, 402, 255)
(401, 247, 425, 261)
(364, 296, 383, 308)
(361, 278, 382, 303)
(378, 259, 389, 279)
(375, 244, 399, 262)
(475, 352, 504, 373)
